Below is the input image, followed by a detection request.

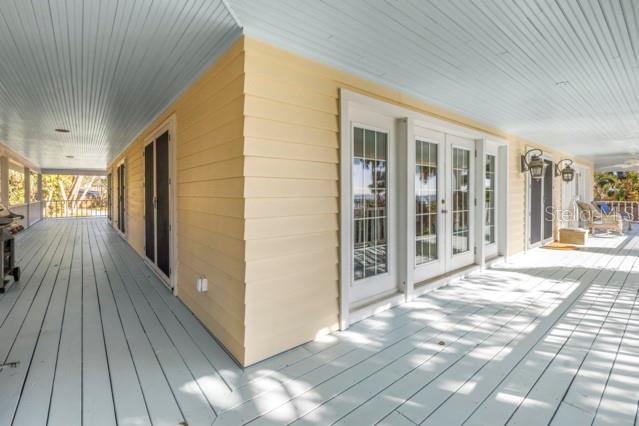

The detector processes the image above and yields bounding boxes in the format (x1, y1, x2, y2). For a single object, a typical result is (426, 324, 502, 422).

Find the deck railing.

(44, 199, 107, 218)
(594, 200, 639, 222)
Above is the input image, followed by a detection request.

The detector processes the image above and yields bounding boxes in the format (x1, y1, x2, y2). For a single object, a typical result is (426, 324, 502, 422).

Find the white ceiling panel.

(1, 1, 637, 170)
(228, 0, 639, 169)
(0, 0, 240, 169)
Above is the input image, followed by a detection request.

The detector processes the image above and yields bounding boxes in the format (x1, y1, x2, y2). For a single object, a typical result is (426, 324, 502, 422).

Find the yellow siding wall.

(109, 34, 593, 366)
(241, 36, 593, 364)
(109, 37, 248, 363)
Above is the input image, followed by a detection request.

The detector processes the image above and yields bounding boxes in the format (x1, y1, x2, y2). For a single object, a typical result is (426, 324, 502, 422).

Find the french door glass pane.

(415, 140, 438, 265)
(485, 154, 496, 244)
(353, 127, 388, 280)
(452, 147, 470, 254)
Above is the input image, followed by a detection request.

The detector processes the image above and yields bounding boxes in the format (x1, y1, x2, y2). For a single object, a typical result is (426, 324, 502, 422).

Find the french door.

(117, 163, 126, 233)
(529, 158, 554, 247)
(413, 129, 475, 283)
(350, 109, 397, 305)
(144, 130, 171, 282)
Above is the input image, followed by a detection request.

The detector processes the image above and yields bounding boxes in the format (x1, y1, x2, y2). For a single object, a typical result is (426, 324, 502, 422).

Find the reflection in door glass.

(452, 147, 470, 254)
(353, 127, 388, 280)
(415, 140, 438, 265)
(485, 154, 496, 244)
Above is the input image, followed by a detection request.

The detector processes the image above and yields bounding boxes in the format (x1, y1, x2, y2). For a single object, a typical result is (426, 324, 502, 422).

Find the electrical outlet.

(196, 277, 208, 292)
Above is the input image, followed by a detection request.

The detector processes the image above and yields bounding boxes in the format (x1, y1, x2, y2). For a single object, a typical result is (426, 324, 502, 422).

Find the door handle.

(441, 209, 449, 214)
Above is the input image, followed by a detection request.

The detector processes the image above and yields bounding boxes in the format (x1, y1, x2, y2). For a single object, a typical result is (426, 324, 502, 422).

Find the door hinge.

(474, 198, 477, 206)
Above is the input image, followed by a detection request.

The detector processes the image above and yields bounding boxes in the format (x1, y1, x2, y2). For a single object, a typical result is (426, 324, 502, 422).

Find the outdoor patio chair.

(594, 201, 632, 231)
(576, 201, 623, 235)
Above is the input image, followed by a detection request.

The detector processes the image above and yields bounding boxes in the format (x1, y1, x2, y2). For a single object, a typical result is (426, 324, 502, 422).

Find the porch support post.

(474, 139, 486, 269)
(24, 167, 30, 225)
(37, 173, 42, 199)
(398, 117, 415, 302)
(498, 145, 509, 259)
(338, 88, 351, 330)
(0, 156, 8, 207)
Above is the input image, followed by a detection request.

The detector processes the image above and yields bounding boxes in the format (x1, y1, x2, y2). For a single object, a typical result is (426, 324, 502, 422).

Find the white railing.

(8, 204, 28, 228)
(594, 200, 639, 222)
(44, 199, 107, 218)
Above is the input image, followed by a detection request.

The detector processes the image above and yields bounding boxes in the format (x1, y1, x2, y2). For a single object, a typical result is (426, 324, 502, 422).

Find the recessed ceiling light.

(65, 155, 74, 159)
(55, 128, 70, 133)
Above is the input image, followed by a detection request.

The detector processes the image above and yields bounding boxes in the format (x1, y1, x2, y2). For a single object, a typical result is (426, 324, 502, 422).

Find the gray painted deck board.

(90, 220, 185, 425)
(87, 221, 151, 426)
(12, 221, 77, 426)
(1, 219, 638, 425)
(80, 221, 117, 426)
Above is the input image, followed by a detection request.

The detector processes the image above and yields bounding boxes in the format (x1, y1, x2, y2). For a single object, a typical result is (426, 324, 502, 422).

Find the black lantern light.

(520, 148, 545, 180)
(554, 159, 575, 183)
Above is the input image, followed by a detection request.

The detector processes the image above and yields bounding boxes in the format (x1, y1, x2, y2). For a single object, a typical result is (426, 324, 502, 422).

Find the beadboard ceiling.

(228, 0, 639, 170)
(0, 0, 637, 170)
(0, 0, 240, 169)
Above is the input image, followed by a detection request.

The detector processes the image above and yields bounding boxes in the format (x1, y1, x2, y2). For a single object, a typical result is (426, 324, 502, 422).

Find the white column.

(24, 167, 30, 225)
(398, 117, 415, 302)
(0, 156, 8, 207)
(474, 139, 486, 269)
(498, 145, 509, 258)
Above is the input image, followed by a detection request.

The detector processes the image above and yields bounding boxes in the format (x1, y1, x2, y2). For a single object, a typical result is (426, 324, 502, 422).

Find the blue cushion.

(598, 202, 611, 214)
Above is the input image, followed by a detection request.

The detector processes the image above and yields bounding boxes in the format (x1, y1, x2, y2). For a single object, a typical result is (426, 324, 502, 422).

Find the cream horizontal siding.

(109, 38, 248, 363)
(508, 141, 527, 256)
(241, 36, 593, 365)
(108, 35, 594, 367)
(242, 41, 341, 365)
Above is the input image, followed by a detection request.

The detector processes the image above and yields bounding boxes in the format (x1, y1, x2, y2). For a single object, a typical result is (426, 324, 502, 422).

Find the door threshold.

(348, 291, 405, 326)
(413, 263, 481, 298)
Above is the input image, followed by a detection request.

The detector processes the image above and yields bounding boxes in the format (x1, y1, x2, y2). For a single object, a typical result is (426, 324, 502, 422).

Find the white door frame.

(142, 116, 178, 295)
(483, 142, 500, 259)
(339, 89, 510, 329)
(115, 158, 127, 238)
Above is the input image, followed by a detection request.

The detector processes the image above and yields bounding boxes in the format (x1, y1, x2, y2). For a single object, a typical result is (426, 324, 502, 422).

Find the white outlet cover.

(197, 277, 208, 292)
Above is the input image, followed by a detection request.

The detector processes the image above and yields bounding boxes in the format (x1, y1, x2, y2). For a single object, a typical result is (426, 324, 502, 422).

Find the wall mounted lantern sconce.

(520, 148, 545, 180)
(554, 159, 575, 182)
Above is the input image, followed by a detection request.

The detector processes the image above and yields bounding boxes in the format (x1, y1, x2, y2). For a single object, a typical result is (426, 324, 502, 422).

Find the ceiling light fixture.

(55, 128, 70, 133)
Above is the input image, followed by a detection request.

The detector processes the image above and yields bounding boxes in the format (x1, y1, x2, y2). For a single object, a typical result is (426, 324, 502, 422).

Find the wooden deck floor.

(1, 218, 638, 425)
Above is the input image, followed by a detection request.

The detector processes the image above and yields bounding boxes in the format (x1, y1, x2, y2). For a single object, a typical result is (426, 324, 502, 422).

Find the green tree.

(41, 175, 107, 216)
(594, 172, 639, 201)
(8, 169, 25, 205)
